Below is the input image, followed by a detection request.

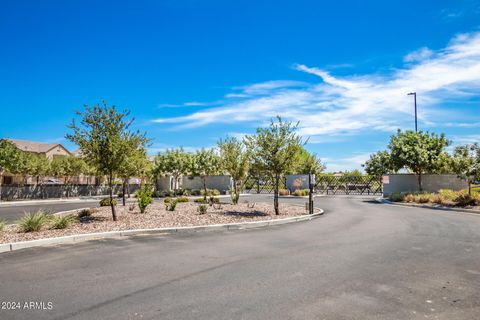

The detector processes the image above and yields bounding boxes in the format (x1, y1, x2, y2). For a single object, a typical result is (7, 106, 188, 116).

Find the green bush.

(165, 199, 178, 211)
(174, 188, 187, 196)
(201, 188, 220, 196)
(0, 219, 5, 232)
(100, 198, 117, 207)
(454, 193, 477, 207)
(388, 192, 406, 202)
(176, 196, 189, 203)
(78, 209, 92, 218)
(279, 189, 289, 196)
(197, 204, 208, 215)
(18, 210, 49, 232)
(50, 215, 76, 229)
(194, 198, 207, 203)
(191, 189, 202, 196)
(293, 189, 310, 196)
(137, 186, 153, 213)
(438, 189, 459, 201)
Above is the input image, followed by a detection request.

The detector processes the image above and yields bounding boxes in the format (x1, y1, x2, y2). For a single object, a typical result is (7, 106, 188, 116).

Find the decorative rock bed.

(0, 201, 308, 244)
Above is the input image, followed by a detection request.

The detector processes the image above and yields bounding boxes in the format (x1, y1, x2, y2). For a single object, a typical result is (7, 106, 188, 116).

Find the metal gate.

(243, 176, 287, 194)
(314, 175, 382, 195)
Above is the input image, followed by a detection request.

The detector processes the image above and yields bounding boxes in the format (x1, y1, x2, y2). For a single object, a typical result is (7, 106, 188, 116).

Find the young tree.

(452, 143, 480, 196)
(388, 130, 451, 191)
(153, 148, 191, 194)
(51, 156, 87, 197)
(66, 101, 148, 221)
(218, 136, 250, 204)
(291, 146, 325, 176)
(245, 116, 304, 215)
(190, 148, 220, 200)
(118, 147, 149, 206)
(0, 139, 21, 200)
(363, 151, 394, 179)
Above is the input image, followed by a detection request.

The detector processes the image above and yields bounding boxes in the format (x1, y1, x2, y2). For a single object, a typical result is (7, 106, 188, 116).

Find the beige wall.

(45, 146, 71, 159)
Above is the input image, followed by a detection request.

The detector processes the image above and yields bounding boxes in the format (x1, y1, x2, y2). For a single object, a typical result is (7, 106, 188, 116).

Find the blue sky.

(1, 0, 480, 171)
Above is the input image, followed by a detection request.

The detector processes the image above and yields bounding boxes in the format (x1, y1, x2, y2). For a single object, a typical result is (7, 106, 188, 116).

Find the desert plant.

(194, 198, 207, 203)
(18, 210, 49, 232)
(279, 189, 289, 196)
(176, 196, 189, 203)
(191, 189, 201, 196)
(197, 204, 208, 214)
(100, 198, 117, 207)
(209, 197, 220, 205)
(129, 204, 136, 211)
(164, 197, 173, 203)
(78, 208, 92, 218)
(200, 188, 221, 196)
(293, 189, 310, 196)
(165, 199, 178, 211)
(454, 193, 477, 207)
(388, 192, 406, 202)
(137, 186, 153, 213)
(438, 189, 460, 201)
(417, 194, 431, 203)
(50, 215, 76, 229)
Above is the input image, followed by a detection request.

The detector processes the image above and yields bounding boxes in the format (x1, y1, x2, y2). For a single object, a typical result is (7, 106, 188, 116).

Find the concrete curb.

(376, 197, 480, 215)
(0, 207, 324, 254)
(0, 198, 100, 207)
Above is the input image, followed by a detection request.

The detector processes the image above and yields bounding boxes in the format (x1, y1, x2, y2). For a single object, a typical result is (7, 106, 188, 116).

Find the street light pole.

(407, 92, 417, 132)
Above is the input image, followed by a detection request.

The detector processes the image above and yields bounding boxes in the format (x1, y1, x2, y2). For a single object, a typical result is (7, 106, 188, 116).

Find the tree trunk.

(274, 174, 279, 215)
(109, 174, 117, 221)
(232, 179, 238, 204)
(468, 181, 472, 196)
(122, 179, 127, 206)
(417, 172, 423, 192)
(203, 176, 207, 200)
(0, 171, 3, 201)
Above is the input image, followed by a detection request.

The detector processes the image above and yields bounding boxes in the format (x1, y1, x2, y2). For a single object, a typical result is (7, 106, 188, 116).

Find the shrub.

(388, 192, 405, 202)
(50, 215, 76, 229)
(454, 193, 477, 207)
(191, 189, 202, 196)
(78, 209, 92, 218)
(279, 189, 289, 196)
(174, 188, 187, 196)
(18, 210, 49, 232)
(201, 188, 220, 196)
(164, 197, 173, 204)
(438, 189, 459, 201)
(293, 189, 310, 196)
(209, 196, 220, 204)
(194, 198, 207, 204)
(165, 199, 178, 211)
(417, 194, 431, 203)
(0, 219, 5, 232)
(137, 186, 153, 213)
(176, 196, 189, 203)
(197, 204, 208, 215)
(100, 198, 117, 207)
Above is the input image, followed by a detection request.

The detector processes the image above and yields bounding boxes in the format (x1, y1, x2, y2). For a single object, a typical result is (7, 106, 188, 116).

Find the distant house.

(7, 139, 72, 159)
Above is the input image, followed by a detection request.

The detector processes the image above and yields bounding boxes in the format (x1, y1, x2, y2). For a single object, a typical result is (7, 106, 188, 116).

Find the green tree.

(0, 139, 21, 200)
(118, 147, 150, 206)
(66, 101, 148, 221)
(245, 116, 304, 215)
(218, 136, 250, 204)
(51, 156, 88, 197)
(452, 143, 480, 195)
(363, 151, 394, 179)
(153, 148, 191, 194)
(190, 148, 220, 200)
(290, 146, 325, 176)
(388, 130, 451, 191)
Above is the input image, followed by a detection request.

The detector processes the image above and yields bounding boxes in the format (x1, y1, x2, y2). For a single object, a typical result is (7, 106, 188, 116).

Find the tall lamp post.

(407, 92, 417, 132)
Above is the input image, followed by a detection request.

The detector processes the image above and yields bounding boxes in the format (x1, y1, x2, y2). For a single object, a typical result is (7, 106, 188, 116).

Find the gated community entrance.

(243, 175, 382, 196)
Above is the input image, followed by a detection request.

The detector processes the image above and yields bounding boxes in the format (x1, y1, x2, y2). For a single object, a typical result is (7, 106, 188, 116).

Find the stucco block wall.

(383, 174, 468, 196)
(156, 176, 173, 191)
(182, 175, 232, 193)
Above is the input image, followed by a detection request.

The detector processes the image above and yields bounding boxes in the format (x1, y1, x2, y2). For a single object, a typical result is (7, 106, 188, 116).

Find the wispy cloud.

(153, 31, 480, 142)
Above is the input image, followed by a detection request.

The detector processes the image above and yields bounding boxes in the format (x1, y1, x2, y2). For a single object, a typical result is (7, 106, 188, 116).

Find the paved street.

(0, 195, 479, 319)
(0, 201, 100, 223)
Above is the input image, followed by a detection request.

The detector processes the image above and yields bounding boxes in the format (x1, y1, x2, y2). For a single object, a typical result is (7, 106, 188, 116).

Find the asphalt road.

(1, 195, 479, 320)
(0, 201, 100, 223)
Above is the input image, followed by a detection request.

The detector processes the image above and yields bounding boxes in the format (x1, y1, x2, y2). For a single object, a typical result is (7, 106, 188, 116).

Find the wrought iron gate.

(243, 176, 287, 194)
(314, 175, 382, 195)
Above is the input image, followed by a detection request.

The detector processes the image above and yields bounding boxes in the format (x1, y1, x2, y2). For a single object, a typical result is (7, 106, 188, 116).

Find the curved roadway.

(0, 196, 479, 319)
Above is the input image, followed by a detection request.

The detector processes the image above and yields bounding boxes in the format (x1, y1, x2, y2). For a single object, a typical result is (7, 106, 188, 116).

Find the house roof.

(7, 139, 71, 155)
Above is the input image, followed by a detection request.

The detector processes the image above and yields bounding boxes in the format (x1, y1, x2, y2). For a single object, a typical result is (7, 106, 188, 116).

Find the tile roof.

(7, 139, 70, 154)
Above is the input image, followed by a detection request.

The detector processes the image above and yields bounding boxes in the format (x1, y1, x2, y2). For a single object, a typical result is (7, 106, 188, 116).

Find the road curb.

(376, 198, 480, 215)
(0, 208, 324, 254)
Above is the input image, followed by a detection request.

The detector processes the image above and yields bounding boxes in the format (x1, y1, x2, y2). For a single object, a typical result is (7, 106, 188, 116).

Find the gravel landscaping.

(0, 201, 307, 244)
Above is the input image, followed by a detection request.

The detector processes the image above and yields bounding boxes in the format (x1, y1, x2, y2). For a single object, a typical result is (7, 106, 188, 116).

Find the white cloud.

(153, 31, 480, 141)
(404, 47, 434, 62)
(322, 152, 373, 172)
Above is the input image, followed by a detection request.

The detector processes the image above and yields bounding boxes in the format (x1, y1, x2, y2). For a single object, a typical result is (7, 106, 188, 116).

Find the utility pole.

(407, 92, 417, 132)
